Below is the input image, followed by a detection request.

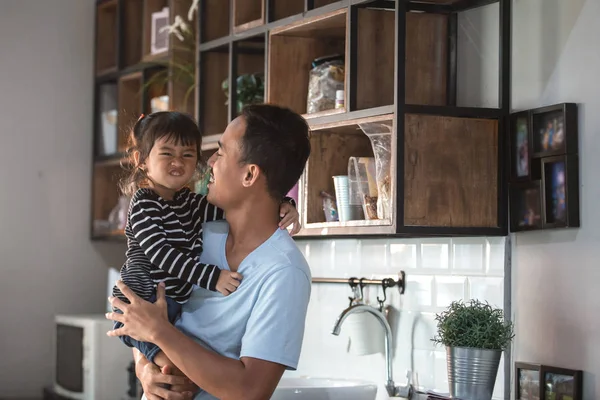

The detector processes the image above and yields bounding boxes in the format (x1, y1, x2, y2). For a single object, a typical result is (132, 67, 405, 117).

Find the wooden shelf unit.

(196, 0, 511, 238)
(91, 0, 198, 240)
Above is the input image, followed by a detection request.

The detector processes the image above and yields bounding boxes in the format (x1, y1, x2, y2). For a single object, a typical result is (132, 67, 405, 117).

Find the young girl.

(111, 111, 299, 364)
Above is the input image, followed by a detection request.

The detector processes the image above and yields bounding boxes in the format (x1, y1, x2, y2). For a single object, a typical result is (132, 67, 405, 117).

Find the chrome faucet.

(331, 304, 412, 398)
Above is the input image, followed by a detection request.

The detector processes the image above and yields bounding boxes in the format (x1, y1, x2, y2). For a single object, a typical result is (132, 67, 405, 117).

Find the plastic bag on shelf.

(306, 54, 345, 114)
(358, 122, 393, 220)
(348, 157, 378, 220)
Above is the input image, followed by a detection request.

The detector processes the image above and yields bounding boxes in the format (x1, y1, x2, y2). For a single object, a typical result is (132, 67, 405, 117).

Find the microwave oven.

(54, 314, 133, 400)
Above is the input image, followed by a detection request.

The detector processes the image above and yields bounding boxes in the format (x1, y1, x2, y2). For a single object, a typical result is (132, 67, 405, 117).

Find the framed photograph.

(516, 362, 542, 400)
(532, 103, 578, 157)
(510, 111, 532, 180)
(542, 155, 580, 229)
(540, 365, 583, 400)
(510, 181, 543, 232)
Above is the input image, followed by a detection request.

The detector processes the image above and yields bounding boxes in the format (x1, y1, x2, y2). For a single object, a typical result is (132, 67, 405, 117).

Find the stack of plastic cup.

(333, 175, 351, 222)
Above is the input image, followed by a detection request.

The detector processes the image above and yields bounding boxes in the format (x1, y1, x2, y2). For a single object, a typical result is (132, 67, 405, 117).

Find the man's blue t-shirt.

(174, 220, 312, 400)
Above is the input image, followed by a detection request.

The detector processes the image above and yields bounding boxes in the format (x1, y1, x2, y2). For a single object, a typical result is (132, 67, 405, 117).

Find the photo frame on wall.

(541, 155, 580, 228)
(510, 111, 533, 181)
(515, 362, 541, 400)
(532, 103, 578, 158)
(508, 102, 580, 233)
(540, 365, 583, 400)
(510, 181, 543, 232)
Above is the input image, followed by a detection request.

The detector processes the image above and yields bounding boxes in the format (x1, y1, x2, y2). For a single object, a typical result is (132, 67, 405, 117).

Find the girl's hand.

(106, 280, 169, 343)
(279, 201, 301, 235)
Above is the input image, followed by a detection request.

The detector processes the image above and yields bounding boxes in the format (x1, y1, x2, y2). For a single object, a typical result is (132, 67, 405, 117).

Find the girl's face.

(142, 136, 198, 200)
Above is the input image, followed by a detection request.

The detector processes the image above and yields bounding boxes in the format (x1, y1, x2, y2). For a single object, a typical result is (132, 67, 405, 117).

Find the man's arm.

(150, 326, 285, 400)
(132, 348, 195, 400)
(150, 266, 311, 400)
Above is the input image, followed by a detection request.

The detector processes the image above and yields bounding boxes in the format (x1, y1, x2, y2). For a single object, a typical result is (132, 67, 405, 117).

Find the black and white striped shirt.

(113, 187, 223, 305)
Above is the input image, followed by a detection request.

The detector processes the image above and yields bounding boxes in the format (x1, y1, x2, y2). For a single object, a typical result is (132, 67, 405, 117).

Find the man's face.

(206, 116, 249, 208)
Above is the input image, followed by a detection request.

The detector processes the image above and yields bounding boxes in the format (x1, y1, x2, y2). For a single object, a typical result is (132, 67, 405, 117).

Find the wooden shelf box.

(143, 0, 169, 60)
(271, 0, 304, 21)
(95, 82, 119, 157)
(403, 114, 498, 228)
(122, 0, 144, 68)
(200, 0, 230, 42)
(117, 72, 143, 152)
(95, 0, 119, 75)
(233, 0, 264, 32)
(91, 164, 125, 238)
(268, 8, 347, 119)
(299, 114, 396, 236)
(198, 48, 229, 136)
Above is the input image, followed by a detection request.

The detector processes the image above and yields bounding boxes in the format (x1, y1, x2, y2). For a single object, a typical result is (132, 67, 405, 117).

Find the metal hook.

(377, 279, 391, 311)
(348, 277, 359, 307)
(358, 278, 366, 302)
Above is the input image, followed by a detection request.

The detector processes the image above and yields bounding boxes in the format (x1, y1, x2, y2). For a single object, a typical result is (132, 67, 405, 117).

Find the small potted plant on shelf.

(432, 299, 514, 400)
(221, 73, 264, 113)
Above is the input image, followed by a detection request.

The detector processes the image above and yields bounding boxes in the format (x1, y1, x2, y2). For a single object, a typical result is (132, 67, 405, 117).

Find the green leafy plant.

(221, 73, 264, 113)
(432, 299, 514, 350)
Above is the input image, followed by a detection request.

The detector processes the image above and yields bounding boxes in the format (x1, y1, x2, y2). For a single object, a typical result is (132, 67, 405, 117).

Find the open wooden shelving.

(195, 0, 511, 238)
(91, 0, 510, 240)
(91, 0, 197, 240)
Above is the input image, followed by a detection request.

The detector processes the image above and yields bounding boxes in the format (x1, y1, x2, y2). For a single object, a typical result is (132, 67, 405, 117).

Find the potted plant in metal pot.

(432, 299, 514, 400)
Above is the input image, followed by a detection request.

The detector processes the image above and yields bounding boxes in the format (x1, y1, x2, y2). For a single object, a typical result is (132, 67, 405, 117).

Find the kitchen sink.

(271, 377, 378, 400)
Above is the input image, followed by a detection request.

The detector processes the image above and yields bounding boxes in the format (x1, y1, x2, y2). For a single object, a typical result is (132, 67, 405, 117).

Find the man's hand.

(154, 352, 199, 395)
(106, 280, 170, 343)
(136, 351, 196, 400)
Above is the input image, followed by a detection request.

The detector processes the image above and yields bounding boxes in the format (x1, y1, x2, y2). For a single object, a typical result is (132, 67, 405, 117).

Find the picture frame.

(151, 7, 170, 55)
(510, 110, 533, 181)
(541, 155, 580, 229)
(531, 103, 578, 158)
(515, 362, 542, 400)
(540, 365, 583, 400)
(510, 181, 543, 232)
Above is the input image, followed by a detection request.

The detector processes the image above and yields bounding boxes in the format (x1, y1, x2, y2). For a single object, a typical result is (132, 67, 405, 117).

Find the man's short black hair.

(239, 104, 311, 199)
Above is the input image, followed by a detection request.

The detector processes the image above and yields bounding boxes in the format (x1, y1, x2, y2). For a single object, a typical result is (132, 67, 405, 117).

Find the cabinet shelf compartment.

(402, 114, 498, 229)
(122, 0, 144, 68)
(117, 72, 144, 152)
(268, 8, 347, 119)
(143, 0, 169, 60)
(96, 0, 119, 75)
(353, 9, 448, 111)
(233, 0, 264, 32)
(298, 114, 396, 237)
(198, 47, 229, 136)
(91, 164, 126, 239)
(271, 0, 304, 21)
(200, 0, 230, 42)
(95, 82, 119, 157)
(144, 67, 169, 114)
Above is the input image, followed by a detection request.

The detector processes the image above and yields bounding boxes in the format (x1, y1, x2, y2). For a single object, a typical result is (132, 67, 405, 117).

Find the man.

(107, 104, 312, 400)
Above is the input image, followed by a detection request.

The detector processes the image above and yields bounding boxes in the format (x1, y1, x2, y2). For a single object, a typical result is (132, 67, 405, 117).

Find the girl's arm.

(129, 192, 221, 291)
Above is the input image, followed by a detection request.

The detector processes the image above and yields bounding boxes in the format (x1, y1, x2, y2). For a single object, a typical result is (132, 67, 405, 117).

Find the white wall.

(511, 0, 599, 398)
(0, 1, 125, 398)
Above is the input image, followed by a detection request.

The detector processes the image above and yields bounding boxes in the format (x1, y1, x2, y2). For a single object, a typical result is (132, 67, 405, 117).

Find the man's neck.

(224, 197, 280, 271)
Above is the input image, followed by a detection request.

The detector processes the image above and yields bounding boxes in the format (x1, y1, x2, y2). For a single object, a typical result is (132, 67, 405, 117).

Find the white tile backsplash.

(290, 236, 507, 400)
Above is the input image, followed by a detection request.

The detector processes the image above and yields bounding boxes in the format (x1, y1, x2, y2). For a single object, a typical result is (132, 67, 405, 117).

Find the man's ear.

(242, 164, 260, 187)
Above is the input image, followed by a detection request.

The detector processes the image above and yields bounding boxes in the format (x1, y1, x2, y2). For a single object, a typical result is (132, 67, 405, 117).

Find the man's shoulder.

(261, 230, 311, 281)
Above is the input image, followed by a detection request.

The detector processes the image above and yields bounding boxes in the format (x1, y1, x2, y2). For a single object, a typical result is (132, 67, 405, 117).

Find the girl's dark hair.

(119, 111, 204, 197)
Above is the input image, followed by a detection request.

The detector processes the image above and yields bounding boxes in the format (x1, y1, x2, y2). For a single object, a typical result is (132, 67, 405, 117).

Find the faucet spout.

(331, 304, 396, 397)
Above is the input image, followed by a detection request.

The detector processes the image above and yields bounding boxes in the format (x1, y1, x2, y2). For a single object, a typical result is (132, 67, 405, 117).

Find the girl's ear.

(133, 150, 141, 167)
